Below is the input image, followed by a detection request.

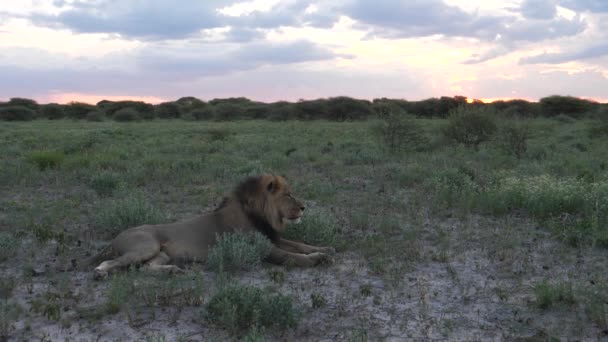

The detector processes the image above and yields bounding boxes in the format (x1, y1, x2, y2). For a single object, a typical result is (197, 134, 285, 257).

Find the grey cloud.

(0, 39, 346, 96)
(223, 27, 265, 43)
(29, 0, 233, 40)
(520, 0, 557, 19)
(520, 42, 608, 64)
(343, 0, 502, 40)
(559, 0, 608, 12)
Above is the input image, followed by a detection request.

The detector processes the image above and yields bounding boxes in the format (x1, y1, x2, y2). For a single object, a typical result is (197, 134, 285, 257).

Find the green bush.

(65, 102, 96, 120)
(0, 106, 36, 121)
(0, 233, 19, 262)
(155, 102, 181, 119)
(534, 280, 576, 309)
(205, 284, 297, 333)
(443, 105, 497, 148)
(41, 103, 65, 120)
(496, 121, 529, 159)
(113, 107, 140, 122)
(0, 299, 22, 340)
(189, 107, 215, 120)
(207, 232, 273, 273)
(26, 151, 65, 170)
(89, 171, 122, 196)
(374, 104, 429, 152)
(86, 110, 106, 122)
(94, 191, 168, 238)
(589, 108, 608, 137)
(106, 271, 204, 314)
(282, 208, 338, 247)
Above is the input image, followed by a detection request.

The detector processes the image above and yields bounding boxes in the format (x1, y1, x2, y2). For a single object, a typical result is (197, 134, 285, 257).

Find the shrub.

(189, 107, 215, 120)
(106, 271, 204, 313)
(534, 280, 576, 309)
(0, 106, 36, 121)
(94, 191, 168, 238)
(589, 108, 608, 137)
(540, 95, 597, 118)
(205, 284, 297, 333)
(89, 171, 122, 196)
(86, 110, 106, 122)
(65, 102, 96, 120)
(282, 208, 338, 247)
(7, 97, 38, 110)
(0, 233, 19, 262)
(41, 103, 65, 120)
(113, 107, 140, 122)
(0, 299, 22, 340)
(26, 151, 65, 170)
(496, 120, 529, 159)
(213, 103, 245, 121)
(443, 105, 497, 148)
(207, 232, 273, 273)
(155, 102, 181, 119)
(374, 104, 429, 152)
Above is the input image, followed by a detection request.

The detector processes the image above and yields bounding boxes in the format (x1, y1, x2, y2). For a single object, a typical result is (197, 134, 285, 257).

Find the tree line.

(0, 95, 605, 122)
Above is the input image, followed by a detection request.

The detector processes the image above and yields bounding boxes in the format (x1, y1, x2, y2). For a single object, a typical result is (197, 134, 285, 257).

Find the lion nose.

(300, 205, 306, 211)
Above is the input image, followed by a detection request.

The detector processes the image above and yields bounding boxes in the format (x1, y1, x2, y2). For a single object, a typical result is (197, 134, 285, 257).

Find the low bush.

(207, 232, 273, 273)
(26, 151, 65, 170)
(443, 105, 497, 148)
(0, 106, 36, 121)
(205, 284, 297, 333)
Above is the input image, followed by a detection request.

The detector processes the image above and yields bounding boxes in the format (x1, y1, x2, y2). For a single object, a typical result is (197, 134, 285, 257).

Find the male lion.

(85, 174, 333, 279)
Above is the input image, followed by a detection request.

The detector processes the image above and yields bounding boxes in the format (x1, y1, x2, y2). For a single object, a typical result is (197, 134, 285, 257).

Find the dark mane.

(214, 175, 279, 242)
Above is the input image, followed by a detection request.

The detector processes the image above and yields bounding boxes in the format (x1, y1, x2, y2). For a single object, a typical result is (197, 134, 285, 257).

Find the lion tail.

(79, 244, 114, 271)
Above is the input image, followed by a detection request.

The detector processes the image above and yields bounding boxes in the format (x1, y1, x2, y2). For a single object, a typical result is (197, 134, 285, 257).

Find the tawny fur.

(84, 174, 334, 279)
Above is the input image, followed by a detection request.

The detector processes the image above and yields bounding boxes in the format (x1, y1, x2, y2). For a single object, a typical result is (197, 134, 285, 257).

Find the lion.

(84, 174, 334, 279)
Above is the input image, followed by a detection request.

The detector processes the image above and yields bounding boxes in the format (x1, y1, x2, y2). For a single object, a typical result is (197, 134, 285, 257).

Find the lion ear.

(267, 181, 275, 193)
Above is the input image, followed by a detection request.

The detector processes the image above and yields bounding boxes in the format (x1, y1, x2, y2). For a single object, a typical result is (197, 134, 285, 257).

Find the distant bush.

(113, 107, 140, 122)
(496, 120, 529, 159)
(86, 110, 106, 122)
(26, 151, 65, 170)
(374, 104, 429, 153)
(540, 95, 597, 118)
(214, 103, 245, 121)
(325, 97, 372, 121)
(443, 105, 497, 148)
(7, 97, 39, 111)
(41, 104, 65, 120)
(207, 232, 273, 273)
(155, 102, 181, 119)
(205, 284, 297, 333)
(589, 108, 608, 137)
(65, 102, 96, 120)
(0, 106, 36, 121)
(189, 107, 215, 120)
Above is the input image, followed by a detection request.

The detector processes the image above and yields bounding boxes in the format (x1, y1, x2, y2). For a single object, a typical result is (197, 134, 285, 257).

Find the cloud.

(28, 0, 232, 40)
(520, 0, 557, 19)
(0, 39, 348, 98)
(559, 0, 608, 13)
(520, 42, 608, 64)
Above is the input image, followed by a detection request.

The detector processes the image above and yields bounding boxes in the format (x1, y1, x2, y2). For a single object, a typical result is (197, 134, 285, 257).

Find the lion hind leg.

(94, 249, 159, 280)
(142, 252, 184, 274)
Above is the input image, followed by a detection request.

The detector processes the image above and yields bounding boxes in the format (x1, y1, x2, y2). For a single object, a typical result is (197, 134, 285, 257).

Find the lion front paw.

(93, 268, 108, 281)
(307, 252, 332, 266)
(316, 246, 336, 255)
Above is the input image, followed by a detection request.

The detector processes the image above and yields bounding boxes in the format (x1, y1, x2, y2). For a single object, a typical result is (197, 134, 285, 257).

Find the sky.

(0, 0, 607, 104)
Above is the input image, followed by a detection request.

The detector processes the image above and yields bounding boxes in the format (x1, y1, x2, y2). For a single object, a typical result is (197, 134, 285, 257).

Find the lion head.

(220, 174, 305, 239)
